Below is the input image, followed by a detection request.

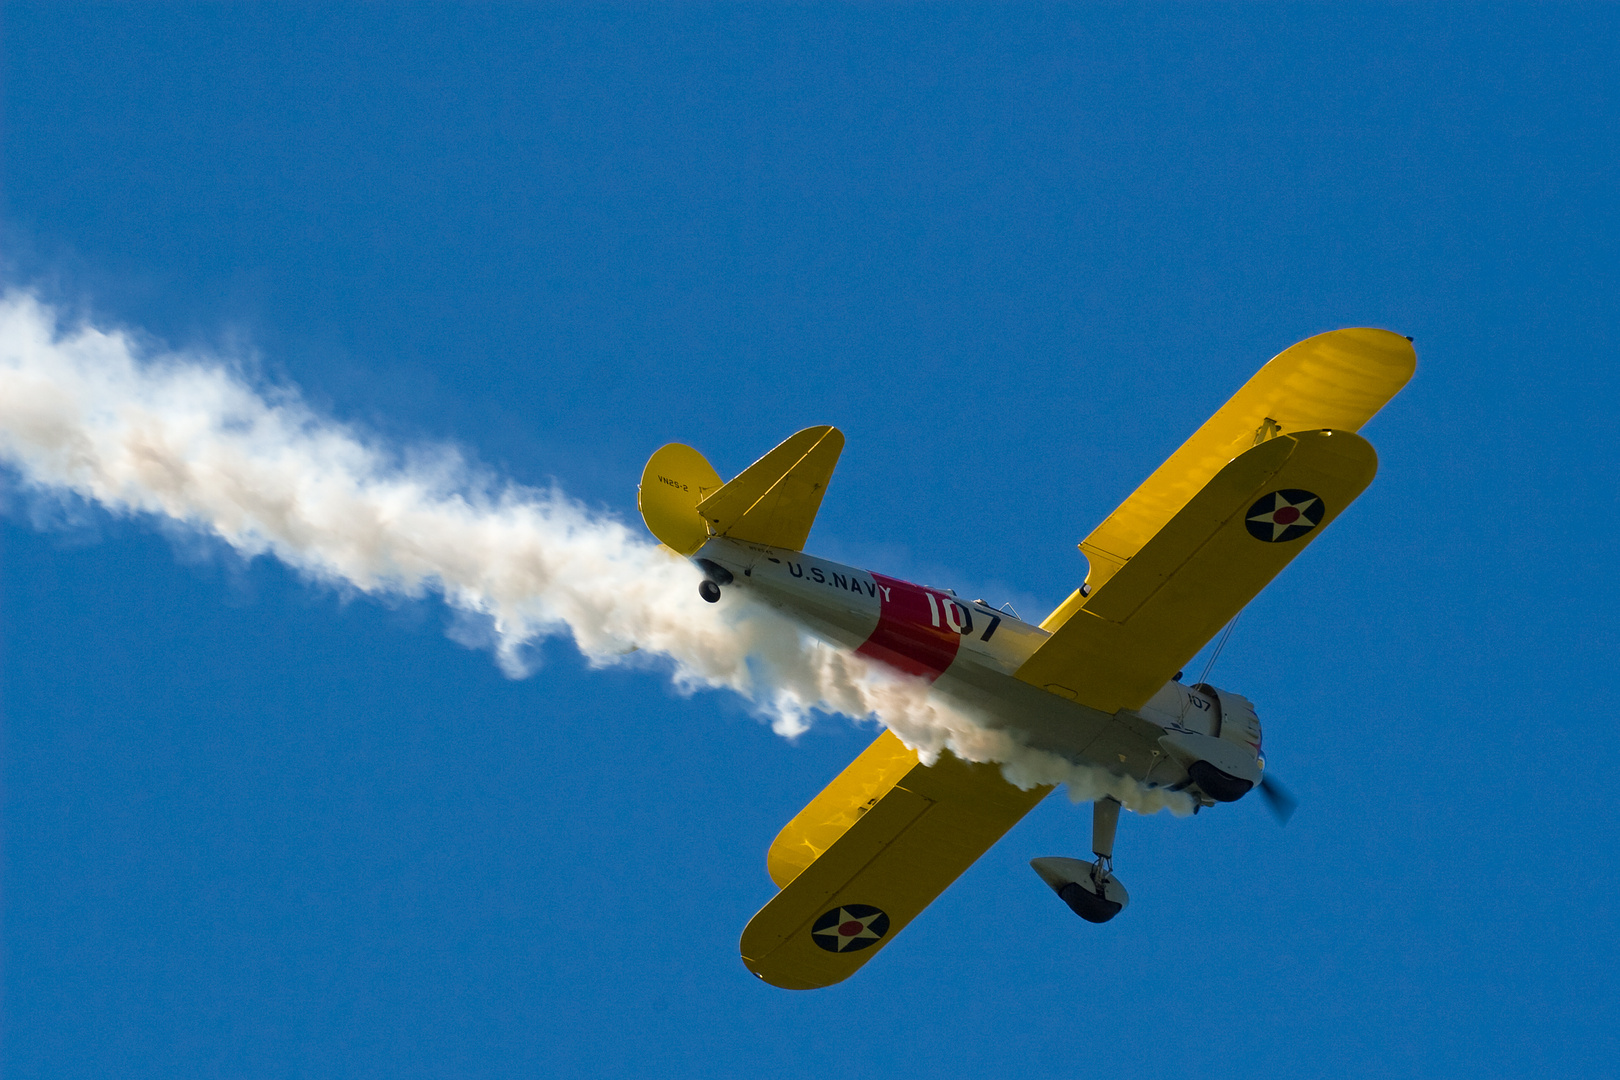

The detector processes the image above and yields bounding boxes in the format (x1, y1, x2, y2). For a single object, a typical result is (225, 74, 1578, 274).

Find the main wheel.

(1059, 881, 1123, 923)
(698, 579, 722, 603)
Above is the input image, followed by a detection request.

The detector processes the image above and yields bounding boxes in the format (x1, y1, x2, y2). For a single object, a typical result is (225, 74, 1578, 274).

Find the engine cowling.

(1159, 730, 1261, 800)
(1141, 682, 1264, 802)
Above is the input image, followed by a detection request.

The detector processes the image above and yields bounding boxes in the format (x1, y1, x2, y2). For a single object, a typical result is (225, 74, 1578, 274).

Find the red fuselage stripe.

(856, 572, 962, 681)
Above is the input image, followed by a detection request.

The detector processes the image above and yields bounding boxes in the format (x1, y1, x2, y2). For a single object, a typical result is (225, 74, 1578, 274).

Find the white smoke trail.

(0, 290, 1190, 814)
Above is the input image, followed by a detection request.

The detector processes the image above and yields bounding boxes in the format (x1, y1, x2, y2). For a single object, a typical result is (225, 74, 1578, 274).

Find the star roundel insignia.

(1246, 489, 1326, 543)
(810, 904, 890, 953)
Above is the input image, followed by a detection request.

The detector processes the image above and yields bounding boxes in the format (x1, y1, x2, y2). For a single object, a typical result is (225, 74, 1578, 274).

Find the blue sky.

(3, 5, 1618, 1078)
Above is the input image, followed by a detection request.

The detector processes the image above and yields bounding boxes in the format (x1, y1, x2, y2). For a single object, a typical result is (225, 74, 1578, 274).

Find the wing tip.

(1308, 326, 1418, 383)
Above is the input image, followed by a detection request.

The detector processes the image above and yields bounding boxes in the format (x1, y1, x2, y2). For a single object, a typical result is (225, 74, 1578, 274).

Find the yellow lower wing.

(1017, 428, 1378, 714)
(742, 735, 1049, 990)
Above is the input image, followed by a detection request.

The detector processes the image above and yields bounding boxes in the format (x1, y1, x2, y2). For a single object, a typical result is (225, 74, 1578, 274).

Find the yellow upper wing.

(741, 731, 1048, 990)
(1016, 428, 1378, 714)
(766, 728, 921, 889)
(1068, 328, 1414, 607)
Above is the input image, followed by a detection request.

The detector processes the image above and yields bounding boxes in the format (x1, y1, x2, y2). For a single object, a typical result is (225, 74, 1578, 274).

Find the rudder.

(639, 443, 723, 555)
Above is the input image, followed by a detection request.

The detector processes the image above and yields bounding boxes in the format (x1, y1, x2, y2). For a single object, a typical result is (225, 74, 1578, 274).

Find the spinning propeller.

(1257, 772, 1297, 824)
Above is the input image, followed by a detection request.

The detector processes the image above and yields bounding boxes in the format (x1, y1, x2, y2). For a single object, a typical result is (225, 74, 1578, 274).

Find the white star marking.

(817, 908, 884, 951)
(1248, 493, 1321, 541)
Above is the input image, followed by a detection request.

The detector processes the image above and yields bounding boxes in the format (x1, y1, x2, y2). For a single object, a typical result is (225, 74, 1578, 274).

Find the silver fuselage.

(696, 536, 1256, 802)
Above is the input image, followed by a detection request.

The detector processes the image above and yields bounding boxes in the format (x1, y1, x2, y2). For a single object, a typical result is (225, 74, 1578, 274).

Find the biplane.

(638, 329, 1415, 989)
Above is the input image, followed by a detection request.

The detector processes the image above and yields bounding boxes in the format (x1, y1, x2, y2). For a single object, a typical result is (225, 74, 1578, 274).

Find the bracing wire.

(1176, 612, 1242, 724)
(1194, 613, 1242, 690)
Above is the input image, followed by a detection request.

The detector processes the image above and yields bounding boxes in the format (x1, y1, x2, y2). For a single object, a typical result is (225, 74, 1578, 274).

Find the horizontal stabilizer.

(697, 426, 843, 553)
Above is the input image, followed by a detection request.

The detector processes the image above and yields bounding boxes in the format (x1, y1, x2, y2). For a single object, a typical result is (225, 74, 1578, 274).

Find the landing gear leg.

(1092, 794, 1120, 864)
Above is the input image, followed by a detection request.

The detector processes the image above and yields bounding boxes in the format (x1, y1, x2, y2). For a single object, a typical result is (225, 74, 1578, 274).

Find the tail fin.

(638, 426, 844, 555)
(639, 443, 723, 555)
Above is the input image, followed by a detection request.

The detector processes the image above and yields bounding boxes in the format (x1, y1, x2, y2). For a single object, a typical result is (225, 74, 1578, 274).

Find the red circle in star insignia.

(810, 904, 891, 953)
(1245, 489, 1325, 543)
